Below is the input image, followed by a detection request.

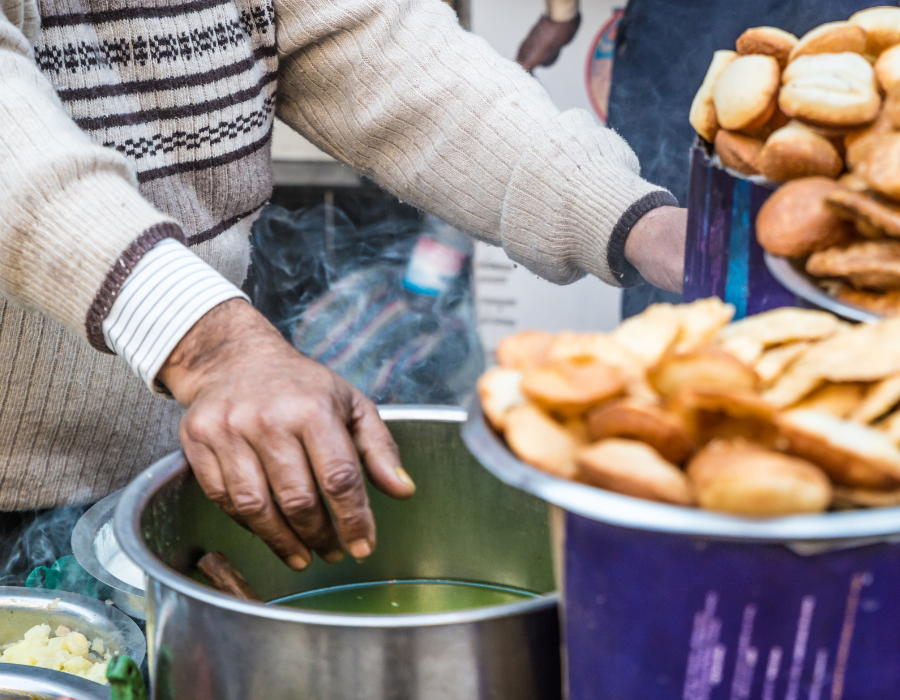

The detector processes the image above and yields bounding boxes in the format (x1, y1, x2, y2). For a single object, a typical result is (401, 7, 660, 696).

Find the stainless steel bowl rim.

(764, 253, 882, 323)
(0, 663, 111, 699)
(0, 587, 145, 666)
(72, 491, 145, 598)
(461, 402, 900, 542)
(114, 405, 558, 629)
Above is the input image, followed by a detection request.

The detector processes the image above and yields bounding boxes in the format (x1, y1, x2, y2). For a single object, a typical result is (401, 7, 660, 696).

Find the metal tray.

(460, 401, 900, 542)
(764, 252, 882, 323)
(71, 492, 145, 620)
(0, 664, 110, 699)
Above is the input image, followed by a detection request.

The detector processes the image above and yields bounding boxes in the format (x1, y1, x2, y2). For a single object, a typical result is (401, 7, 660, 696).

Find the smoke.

(0, 504, 88, 587)
(247, 203, 485, 406)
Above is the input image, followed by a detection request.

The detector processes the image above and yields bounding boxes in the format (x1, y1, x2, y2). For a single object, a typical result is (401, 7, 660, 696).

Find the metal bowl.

(72, 492, 145, 620)
(115, 406, 560, 700)
(0, 664, 111, 699)
(0, 588, 145, 698)
(461, 402, 900, 542)
(764, 252, 882, 323)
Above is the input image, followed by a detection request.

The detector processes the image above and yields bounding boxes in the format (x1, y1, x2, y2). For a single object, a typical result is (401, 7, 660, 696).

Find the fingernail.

(287, 554, 310, 571)
(394, 466, 416, 490)
(348, 539, 372, 560)
(324, 550, 345, 564)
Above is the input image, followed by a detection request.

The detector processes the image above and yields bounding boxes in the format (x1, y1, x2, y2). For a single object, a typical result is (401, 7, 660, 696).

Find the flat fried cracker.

(715, 307, 844, 347)
(672, 389, 778, 447)
(611, 303, 683, 367)
(755, 341, 812, 386)
(793, 318, 900, 382)
(779, 409, 900, 488)
(648, 347, 759, 399)
(877, 409, 900, 444)
(851, 373, 900, 423)
(762, 364, 824, 408)
(825, 281, 900, 316)
(545, 333, 643, 380)
(673, 298, 736, 352)
(495, 331, 554, 371)
(718, 335, 765, 366)
(792, 382, 868, 418)
(807, 240, 900, 291)
(825, 188, 900, 239)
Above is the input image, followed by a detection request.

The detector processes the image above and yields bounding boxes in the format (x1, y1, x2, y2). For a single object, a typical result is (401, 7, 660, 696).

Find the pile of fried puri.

(689, 9, 900, 316)
(478, 298, 900, 518)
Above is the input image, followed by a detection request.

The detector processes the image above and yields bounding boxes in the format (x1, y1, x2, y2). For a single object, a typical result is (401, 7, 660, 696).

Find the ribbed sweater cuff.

(606, 191, 679, 287)
(19, 171, 181, 346)
(501, 110, 674, 288)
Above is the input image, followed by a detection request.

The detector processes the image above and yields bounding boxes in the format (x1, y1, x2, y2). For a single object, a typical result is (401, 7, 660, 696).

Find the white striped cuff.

(103, 238, 249, 393)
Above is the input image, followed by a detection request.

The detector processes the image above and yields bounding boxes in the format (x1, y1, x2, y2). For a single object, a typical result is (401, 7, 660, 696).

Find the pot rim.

(114, 405, 558, 629)
(460, 401, 900, 543)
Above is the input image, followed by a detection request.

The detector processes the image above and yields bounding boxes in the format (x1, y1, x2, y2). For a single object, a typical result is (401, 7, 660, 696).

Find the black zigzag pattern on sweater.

(35, 8, 274, 74)
(102, 94, 275, 160)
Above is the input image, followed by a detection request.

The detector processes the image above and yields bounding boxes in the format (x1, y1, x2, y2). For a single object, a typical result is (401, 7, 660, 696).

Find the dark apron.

(608, 0, 885, 318)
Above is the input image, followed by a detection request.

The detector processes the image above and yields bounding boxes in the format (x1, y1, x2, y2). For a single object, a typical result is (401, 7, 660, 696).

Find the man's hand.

(624, 206, 687, 293)
(158, 299, 416, 571)
(516, 14, 581, 73)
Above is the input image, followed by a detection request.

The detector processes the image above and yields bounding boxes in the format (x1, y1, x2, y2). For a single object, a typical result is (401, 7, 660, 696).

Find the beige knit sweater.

(0, 0, 672, 509)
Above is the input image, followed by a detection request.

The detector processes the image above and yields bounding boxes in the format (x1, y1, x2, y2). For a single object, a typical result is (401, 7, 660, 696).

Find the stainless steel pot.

(115, 406, 560, 700)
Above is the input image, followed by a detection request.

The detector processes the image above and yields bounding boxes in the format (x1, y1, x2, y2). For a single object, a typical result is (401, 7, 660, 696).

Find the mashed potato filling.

(0, 623, 111, 685)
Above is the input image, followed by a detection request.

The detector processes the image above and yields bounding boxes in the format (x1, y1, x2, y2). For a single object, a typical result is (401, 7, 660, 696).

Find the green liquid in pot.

(271, 579, 538, 614)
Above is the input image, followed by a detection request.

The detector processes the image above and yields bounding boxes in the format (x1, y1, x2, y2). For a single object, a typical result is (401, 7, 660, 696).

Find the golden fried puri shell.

(756, 178, 857, 258)
(715, 130, 765, 175)
(575, 439, 695, 506)
(789, 22, 868, 62)
(713, 55, 781, 132)
(759, 121, 844, 182)
(825, 189, 900, 239)
(849, 6, 900, 56)
(736, 26, 798, 67)
(672, 389, 778, 447)
(503, 403, 581, 480)
(687, 439, 833, 517)
(477, 367, 524, 430)
(689, 50, 738, 142)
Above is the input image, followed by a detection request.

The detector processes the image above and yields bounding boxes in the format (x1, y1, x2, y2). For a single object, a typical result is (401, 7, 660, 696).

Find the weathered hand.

(158, 299, 415, 571)
(516, 14, 581, 72)
(624, 206, 687, 293)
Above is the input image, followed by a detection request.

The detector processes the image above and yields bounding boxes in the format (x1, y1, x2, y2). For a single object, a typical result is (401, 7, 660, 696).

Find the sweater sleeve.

(0, 0, 185, 350)
(274, 0, 675, 287)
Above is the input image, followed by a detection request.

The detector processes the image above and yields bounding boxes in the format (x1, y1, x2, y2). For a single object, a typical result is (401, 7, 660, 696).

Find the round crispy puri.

(780, 53, 881, 128)
(713, 55, 781, 132)
(759, 121, 843, 181)
(789, 22, 868, 62)
(736, 27, 798, 67)
(690, 50, 738, 143)
(778, 409, 900, 488)
(827, 281, 900, 316)
(714, 130, 764, 175)
(687, 439, 833, 516)
(495, 331, 553, 371)
(850, 6, 900, 56)
(648, 347, 759, 399)
(575, 439, 694, 506)
(756, 177, 857, 257)
(861, 132, 900, 200)
(844, 110, 895, 169)
(521, 357, 626, 418)
(876, 43, 900, 92)
(586, 397, 695, 464)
